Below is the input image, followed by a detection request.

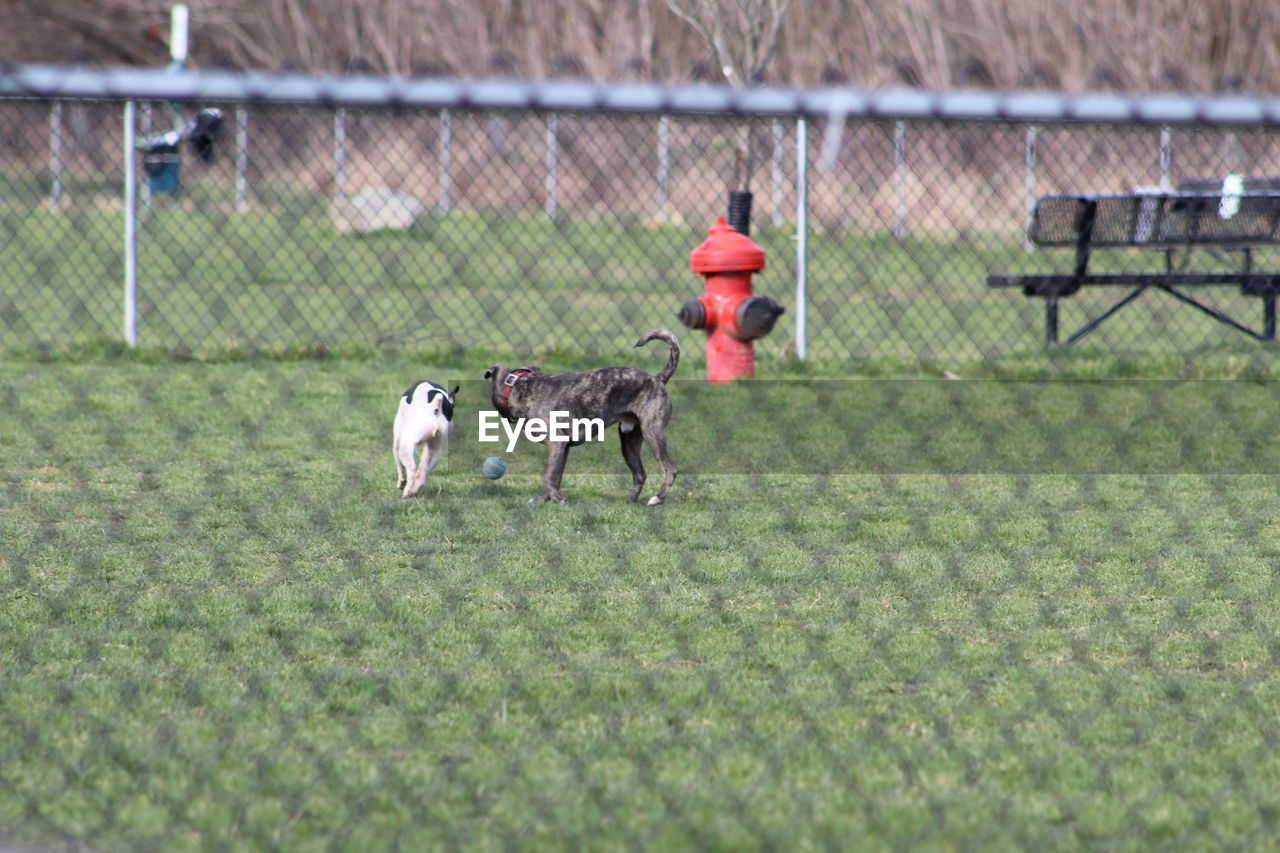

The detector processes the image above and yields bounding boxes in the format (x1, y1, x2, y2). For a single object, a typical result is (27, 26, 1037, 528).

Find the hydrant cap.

(690, 216, 766, 273)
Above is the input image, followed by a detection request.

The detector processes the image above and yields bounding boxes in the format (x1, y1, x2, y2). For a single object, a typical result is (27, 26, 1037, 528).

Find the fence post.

(235, 106, 249, 212)
(123, 101, 139, 347)
(334, 107, 347, 199)
(894, 120, 907, 239)
(140, 102, 152, 208)
(771, 118, 784, 227)
(1159, 125, 1172, 190)
(794, 117, 808, 361)
(1025, 124, 1038, 251)
(657, 115, 670, 215)
(439, 108, 452, 214)
(546, 112, 558, 219)
(49, 100, 63, 209)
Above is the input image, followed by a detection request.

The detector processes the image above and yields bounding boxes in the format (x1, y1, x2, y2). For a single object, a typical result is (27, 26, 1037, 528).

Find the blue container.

(138, 131, 182, 194)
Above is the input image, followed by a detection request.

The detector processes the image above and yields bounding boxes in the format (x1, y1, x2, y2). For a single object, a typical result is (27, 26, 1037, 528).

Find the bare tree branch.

(3, 0, 1277, 98)
(666, 0, 793, 190)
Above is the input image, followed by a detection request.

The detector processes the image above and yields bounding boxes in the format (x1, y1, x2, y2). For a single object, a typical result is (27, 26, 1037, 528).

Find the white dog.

(393, 380, 458, 499)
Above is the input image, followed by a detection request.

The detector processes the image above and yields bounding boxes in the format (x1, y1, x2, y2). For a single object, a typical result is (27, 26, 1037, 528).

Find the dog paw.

(645, 495, 664, 507)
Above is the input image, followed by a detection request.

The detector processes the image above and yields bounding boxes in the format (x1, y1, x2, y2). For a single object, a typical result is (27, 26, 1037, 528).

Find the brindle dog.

(484, 329, 680, 505)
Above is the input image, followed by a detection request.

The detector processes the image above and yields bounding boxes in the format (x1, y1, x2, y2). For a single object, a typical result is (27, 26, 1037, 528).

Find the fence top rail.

(5, 63, 1280, 126)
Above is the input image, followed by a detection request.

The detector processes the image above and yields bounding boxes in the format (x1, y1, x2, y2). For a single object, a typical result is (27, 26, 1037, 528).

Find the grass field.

(9, 197, 1280, 373)
(6, 160, 1280, 849)
(4, 351, 1280, 850)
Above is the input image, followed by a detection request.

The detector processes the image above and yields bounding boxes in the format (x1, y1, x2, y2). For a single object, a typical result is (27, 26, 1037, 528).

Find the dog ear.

(450, 385, 460, 399)
(484, 367, 498, 380)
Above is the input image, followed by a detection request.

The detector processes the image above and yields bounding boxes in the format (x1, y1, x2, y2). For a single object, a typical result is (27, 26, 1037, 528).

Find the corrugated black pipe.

(727, 190, 753, 236)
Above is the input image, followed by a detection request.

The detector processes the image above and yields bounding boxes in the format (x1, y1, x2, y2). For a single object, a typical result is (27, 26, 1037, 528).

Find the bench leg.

(1266, 293, 1276, 341)
(1064, 285, 1149, 346)
(1045, 297, 1059, 347)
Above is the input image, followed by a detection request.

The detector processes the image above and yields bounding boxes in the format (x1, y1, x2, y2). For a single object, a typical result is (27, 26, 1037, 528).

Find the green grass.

(4, 354, 1280, 850)
(8, 198, 1280, 373)
(5, 113, 1280, 848)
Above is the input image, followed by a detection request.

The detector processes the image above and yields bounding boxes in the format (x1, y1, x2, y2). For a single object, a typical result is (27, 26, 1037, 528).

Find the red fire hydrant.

(679, 216, 785, 383)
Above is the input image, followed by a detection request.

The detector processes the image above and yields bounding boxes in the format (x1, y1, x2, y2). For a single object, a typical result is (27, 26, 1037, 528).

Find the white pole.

(657, 115, 670, 215)
(771, 118, 784, 228)
(168, 4, 188, 133)
(1025, 124, 1038, 251)
(140, 102, 152, 208)
(169, 5, 189, 64)
(334, 107, 347, 199)
(49, 100, 63, 209)
(894, 120, 907, 239)
(235, 106, 249, 212)
(794, 118, 808, 361)
(123, 101, 139, 347)
(545, 112, 558, 219)
(439, 108, 452, 214)
(1159, 126, 1172, 190)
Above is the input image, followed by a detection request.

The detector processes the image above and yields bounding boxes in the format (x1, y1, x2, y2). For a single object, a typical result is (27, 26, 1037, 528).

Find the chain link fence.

(5, 71, 1280, 369)
(5, 68, 1280, 851)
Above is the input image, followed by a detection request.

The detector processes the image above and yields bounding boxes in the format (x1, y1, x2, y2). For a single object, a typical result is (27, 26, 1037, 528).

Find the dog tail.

(636, 328, 680, 384)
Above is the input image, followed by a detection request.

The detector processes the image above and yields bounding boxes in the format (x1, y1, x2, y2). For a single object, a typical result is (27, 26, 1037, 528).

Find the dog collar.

(500, 368, 532, 410)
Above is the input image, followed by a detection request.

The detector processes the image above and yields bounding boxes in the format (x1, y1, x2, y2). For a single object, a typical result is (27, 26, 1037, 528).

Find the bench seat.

(989, 190, 1280, 347)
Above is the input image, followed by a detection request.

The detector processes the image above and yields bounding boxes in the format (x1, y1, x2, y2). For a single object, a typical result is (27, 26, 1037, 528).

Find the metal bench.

(988, 190, 1280, 347)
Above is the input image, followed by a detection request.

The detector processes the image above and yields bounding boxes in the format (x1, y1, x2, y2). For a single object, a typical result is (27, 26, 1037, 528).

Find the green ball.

(482, 456, 507, 480)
